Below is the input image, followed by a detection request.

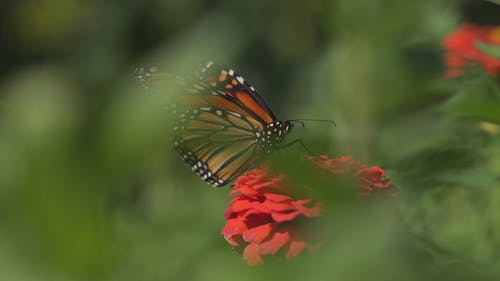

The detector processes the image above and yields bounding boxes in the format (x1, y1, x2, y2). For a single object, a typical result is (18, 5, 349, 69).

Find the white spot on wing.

(230, 112, 242, 118)
(202, 61, 213, 72)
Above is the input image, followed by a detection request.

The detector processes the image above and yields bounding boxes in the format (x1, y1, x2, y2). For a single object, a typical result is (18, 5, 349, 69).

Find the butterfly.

(136, 62, 313, 187)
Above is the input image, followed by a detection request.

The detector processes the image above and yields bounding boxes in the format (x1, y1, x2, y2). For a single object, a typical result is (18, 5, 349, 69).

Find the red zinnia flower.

(306, 155, 397, 196)
(442, 23, 500, 77)
(221, 155, 397, 266)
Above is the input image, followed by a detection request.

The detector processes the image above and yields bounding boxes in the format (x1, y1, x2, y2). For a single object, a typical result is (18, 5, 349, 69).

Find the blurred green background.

(1, 0, 500, 280)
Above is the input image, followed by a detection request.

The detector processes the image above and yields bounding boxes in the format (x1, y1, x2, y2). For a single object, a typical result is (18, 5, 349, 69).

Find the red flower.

(221, 155, 397, 266)
(306, 155, 397, 196)
(442, 23, 500, 77)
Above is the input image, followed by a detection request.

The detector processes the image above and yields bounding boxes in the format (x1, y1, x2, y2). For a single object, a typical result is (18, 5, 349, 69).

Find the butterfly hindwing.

(172, 105, 261, 186)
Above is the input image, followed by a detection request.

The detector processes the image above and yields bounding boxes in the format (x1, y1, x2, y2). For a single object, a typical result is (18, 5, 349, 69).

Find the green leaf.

(443, 78, 500, 123)
(439, 169, 498, 187)
(475, 42, 500, 59)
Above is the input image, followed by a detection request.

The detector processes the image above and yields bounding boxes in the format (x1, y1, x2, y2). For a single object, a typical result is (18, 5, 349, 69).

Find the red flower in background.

(306, 155, 397, 196)
(442, 23, 500, 77)
(221, 155, 397, 266)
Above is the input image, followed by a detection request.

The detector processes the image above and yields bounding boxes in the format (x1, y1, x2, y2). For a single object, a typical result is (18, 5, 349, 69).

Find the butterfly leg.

(279, 138, 311, 154)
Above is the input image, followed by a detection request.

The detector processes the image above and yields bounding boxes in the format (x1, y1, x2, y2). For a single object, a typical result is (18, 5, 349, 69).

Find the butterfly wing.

(135, 62, 276, 124)
(172, 103, 262, 186)
(134, 66, 187, 94)
(199, 62, 277, 124)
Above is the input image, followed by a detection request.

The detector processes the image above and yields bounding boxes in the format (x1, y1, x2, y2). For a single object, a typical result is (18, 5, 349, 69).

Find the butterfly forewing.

(172, 104, 261, 186)
(135, 66, 173, 91)
(199, 64, 277, 124)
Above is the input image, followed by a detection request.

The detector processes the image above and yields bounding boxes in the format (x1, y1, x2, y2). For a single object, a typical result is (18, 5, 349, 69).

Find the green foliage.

(476, 42, 500, 59)
(1, 0, 500, 280)
(443, 77, 500, 123)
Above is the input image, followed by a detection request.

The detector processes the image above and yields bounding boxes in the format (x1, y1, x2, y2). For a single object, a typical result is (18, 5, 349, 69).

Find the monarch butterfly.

(136, 62, 329, 187)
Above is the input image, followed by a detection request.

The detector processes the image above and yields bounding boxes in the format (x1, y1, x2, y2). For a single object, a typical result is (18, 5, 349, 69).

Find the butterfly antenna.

(288, 119, 337, 127)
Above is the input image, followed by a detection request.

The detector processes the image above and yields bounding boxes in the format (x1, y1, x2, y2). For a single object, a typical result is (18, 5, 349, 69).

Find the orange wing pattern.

(199, 63, 277, 124)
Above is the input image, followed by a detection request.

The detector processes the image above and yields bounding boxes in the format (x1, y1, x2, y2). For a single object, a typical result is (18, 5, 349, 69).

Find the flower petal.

(233, 186, 260, 197)
(243, 243, 264, 266)
(231, 198, 254, 212)
(242, 223, 273, 244)
(263, 192, 293, 202)
(271, 211, 301, 223)
(262, 200, 294, 212)
(292, 200, 321, 217)
(252, 180, 281, 191)
(285, 241, 307, 259)
(259, 232, 290, 255)
(222, 218, 247, 246)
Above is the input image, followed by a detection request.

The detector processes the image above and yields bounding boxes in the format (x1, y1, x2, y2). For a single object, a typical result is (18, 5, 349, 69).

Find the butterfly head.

(259, 121, 293, 154)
